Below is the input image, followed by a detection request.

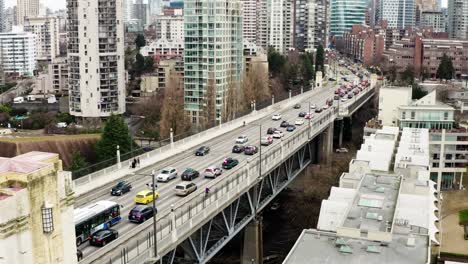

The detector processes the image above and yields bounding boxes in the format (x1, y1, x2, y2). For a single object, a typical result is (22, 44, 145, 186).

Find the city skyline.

(5, 0, 65, 10)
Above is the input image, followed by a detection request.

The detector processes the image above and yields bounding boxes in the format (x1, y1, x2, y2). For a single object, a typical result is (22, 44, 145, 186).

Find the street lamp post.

(132, 170, 158, 259)
(251, 123, 262, 217)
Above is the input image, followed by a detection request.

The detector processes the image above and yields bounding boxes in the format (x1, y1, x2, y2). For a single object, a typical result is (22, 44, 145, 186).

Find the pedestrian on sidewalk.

(136, 157, 140, 167)
(132, 158, 136, 169)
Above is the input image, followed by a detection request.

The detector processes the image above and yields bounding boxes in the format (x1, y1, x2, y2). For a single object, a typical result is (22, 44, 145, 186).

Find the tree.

(301, 52, 315, 83)
(0, 104, 11, 114)
(267, 47, 286, 76)
(400, 65, 415, 85)
(412, 84, 428, 100)
(436, 53, 455, 81)
(144, 56, 155, 72)
(241, 63, 270, 112)
(69, 150, 89, 171)
(134, 91, 164, 140)
(134, 53, 146, 75)
(387, 65, 398, 84)
(315, 44, 325, 74)
(222, 77, 241, 122)
(95, 114, 132, 161)
(135, 34, 146, 49)
(421, 67, 430, 82)
(159, 74, 192, 138)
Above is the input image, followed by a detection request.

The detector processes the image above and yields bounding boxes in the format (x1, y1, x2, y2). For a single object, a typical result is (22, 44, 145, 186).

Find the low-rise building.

(138, 58, 183, 97)
(341, 24, 386, 67)
(0, 27, 36, 77)
(34, 58, 68, 96)
(0, 151, 76, 264)
(140, 38, 184, 60)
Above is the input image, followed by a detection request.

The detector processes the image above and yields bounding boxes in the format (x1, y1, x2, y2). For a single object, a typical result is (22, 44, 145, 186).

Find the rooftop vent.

(339, 245, 353, 254)
(366, 245, 382, 253)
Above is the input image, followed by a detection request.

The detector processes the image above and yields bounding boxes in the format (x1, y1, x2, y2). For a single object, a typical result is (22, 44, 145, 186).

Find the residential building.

(284, 127, 438, 264)
(124, 0, 133, 22)
(380, 0, 415, 29)
(139, 58, 183, 97)
(378, 85, 413, 127)
(313, 0, 329, 49)
(242, 0, 268, 49)
(0, 151, 76, 264)
(154, 14, 183, 41)
(243, 40, 268, 78)
(67, 0, 126, 118)
(24, 16, 60, 62)
(184, 0, 243, 124)
(447, 0, 468, 39)
(148, 0, 162, 19)
(16, 0, 45, 26)
(329, 0, 367, 38)
(34, 58, 68, 95)
(421, 11, 446, 32)
(133, 0, 149, 29)
(383, 34, 468, 78)
(140, 38, 183, 60)
(416, 0, 438, 11)
(0, 28, 36, 76)
(341, 24, 386, 67)
(269, 0, 294, 54)
(256, 0, 269, 49)
(0, 0, 4, 32)
(3, 7, 16, 32)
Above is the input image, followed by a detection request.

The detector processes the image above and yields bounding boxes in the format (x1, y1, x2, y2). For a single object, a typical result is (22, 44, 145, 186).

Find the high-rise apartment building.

(0, 28, 36, 76)
(0, 0, 4, 32)
(133, 0, 149, 29)
(184, 0, 243, 124)
(380, 0, 415, 29)
(242, 0, 268, 49)
(447, 0, 468, 39)
(421, 11, 446, 32)
(67, 0, 126, 118)
(329, 0, 367, 38)
(24, 16, 60, 61)
(269, 0, 294, 53)
(155, 14, 183, 40)
(256, 0, 269, 49)
(124, 0, 134, 22)
(16, 0, 45, 25)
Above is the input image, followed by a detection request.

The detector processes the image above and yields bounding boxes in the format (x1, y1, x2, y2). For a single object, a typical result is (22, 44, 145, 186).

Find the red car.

(304, 113, 312, 119)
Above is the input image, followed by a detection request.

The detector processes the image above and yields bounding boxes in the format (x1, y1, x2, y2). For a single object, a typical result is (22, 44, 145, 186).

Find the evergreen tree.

(315, 44, 325, 73)
(95, 114, 132, 161)
(437, 53, 454, 81)
(412, 84, 428, 100)
(301, 52, 315, 82)
(134, 53, 146, 75)
(135, 34, 146, 49)
(400, 65, 415, 85)
(267, 47, 286, 76)
(69, 150, 89, 171)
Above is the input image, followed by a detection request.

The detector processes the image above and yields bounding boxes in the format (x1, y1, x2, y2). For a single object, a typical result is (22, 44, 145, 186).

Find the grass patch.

(459, 209, 468, 225)
(0, 134, 100, 142)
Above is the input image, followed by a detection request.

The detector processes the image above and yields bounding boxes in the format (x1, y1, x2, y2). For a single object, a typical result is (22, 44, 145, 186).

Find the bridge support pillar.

(319, 123, 334, 165)
(337, 118, 343, 148)
(241, 217, 263, 264)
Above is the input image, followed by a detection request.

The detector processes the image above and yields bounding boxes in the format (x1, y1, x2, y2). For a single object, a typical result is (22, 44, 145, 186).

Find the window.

(402, 111, 406, 119)
(444, 112, 448, 120)
(411, 112, 415, 120)
(42, 207, 54, 233)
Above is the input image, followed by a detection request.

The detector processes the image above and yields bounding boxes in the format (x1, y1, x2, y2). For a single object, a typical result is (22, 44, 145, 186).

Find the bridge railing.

(80, 106, 338, 264)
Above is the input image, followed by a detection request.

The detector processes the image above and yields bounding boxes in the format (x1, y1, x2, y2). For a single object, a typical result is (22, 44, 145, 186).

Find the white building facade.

(67, 0, 126, 118)
(16, 0, 45, 25)
(24, 16, 60, 62)
(447, 0, 468, 39)
(269, 0, 294, 54)
(0, 29, 36, 76)
(421, 11, 446, 32)
(155, 15, 183, 41)
(380, 0, 415, 29)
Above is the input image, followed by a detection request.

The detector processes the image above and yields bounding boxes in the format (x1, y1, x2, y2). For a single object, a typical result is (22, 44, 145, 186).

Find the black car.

(232, 145, 245, 153)
(348, 93, 354, 99)
(244, 145, 258, 155)
(90, 229, 119, 247)
(298, 111, 307, 117)
(111, 181, 132, 196)
(293, 104, 301, 109)
(128, 205, 156, 223)
(286, 125, 296, 132)
(181, 168, 200, 181)
(267, 127, 279, 134)
(195, 146, 210, 156)
(222, 158, 239, 169)
(315, 107, 323, 113)
(77, 249, 83, 261)
(280, 121, 289, 128)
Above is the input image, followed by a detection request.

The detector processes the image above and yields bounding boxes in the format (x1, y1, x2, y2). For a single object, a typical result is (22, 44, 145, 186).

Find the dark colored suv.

(90, 229, 118, 247)
(128, 205, 156, 223)
(232, 145, 245, 153)
(267, 127, 279, 134)
(244, 145, 258, 155)
(111, 181, 132, 196)
(195, 146, 210, 156)
(181, 168, 200, 181)
(280, 121, 289, 127)
(298, 112, 307, 117)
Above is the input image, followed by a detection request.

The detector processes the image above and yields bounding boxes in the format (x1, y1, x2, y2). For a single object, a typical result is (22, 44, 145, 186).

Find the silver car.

(236, 135, 248, 144)
(175, 182, 197, 196)
(156, 167, 178, 182)
(203, 166, 222, 178)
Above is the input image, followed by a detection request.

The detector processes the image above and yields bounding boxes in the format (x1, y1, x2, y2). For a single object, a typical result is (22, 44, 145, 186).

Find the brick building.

(341, 24, 386, 67)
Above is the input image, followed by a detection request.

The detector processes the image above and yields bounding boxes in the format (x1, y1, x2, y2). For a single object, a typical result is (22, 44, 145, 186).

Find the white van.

(13, 97, 24, 104)
(56, 122, 67, 128)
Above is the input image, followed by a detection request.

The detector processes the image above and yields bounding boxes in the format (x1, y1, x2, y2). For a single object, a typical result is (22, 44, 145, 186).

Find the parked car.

(77, 250, 83, 261)
(134, 190, 159, 204)
(90, 229, 119, 247)
(295, 119, 304, 126)
(181, 168, 200, 181)
(203, 166, 223, 178)
(280, 121, 289, 127)
(286, 125, 296, 132)
(128, 205, 156, 223)
(175, 182, 198, 196)
(236, 135, 248, 144)
(222, 158, 239, 169)
(315, 107, 323, 113)
(244, 145, 259, 155)
(267, 127, 279, 134)
(273, 130, 284, 138)
(298, 111, 307, 117)
(195, 146, 210, 156)
(156, 167, 178, 182)
(272, 114, 282, 120)
(336, 148, 349, 153)
(232, 144, 245, 153)
(261, 136, 273, 146)
(293, 104, 301, 109)
(111, 181, 132, 196)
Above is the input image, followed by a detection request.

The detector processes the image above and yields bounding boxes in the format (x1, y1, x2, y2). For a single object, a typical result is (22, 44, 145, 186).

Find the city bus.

(74, 200, 122, 246)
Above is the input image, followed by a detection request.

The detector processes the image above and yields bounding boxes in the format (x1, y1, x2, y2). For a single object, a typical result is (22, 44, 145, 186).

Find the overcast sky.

(5, 0, 448, 11)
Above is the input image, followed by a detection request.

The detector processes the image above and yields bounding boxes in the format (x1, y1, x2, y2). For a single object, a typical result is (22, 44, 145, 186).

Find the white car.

(295, 119, 304, 126)
(156, 167, 178, 182)
(323, 104, 329, 110)
(272, 114, 282, 120)
(236, 135, 248, 144)
(310, 104, 316, 109)
(203, 166, 222, 179)
(272, 130, 284, 138)
(341, 97, 348, 102)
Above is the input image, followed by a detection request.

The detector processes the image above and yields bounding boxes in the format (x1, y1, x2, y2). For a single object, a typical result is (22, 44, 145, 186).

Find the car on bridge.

(273, 130, 284, 138)
(261, 136, 273, 146)
(293, 104, 301, 109)
(236, 135, 248, 144)
(304, 113, 312, 119)
(244, 145, 258, 155)
(267, 127, 279, 134)
(272, 114, 282, 120)
(310, 104, 316, 109)
(156, 167, 178, 182)
(232, 144, 245, 153)
(315, 107, 323, 113)
(203, 166, 223, 178)
(286, 125, 296, 132)
(323, 104, 329, 110)
(222, 158, 239, 169)
(111, 180, 132, 196)
(181, 168, 200, 181)
(89, 229, 119, 247)
(280, 121, 289, 127)
(295, 119, 304, 126)
(348, 93, 354, 99)
(195, 146, 210, 156)
(175, 182, 198, 196)
(298, 111, 307, 117)
(134, 190, 159, 204)
(334, 95, 340, 100)
(128, 205, 156, 223)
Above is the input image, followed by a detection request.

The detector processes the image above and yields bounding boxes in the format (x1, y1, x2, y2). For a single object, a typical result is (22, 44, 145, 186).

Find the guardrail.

(80, 106, 338, 264)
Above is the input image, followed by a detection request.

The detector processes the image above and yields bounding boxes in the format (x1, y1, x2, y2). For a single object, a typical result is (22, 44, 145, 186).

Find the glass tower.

(329, 0, 367, 37)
